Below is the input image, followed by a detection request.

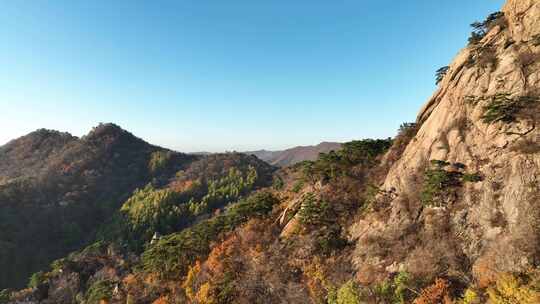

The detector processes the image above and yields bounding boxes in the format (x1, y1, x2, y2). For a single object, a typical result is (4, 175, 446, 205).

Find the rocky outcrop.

(350, 0, 540, 285)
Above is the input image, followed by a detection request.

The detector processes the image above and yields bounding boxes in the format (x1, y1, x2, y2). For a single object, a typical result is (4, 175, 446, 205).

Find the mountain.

(350, 0, 540, 292)
(0, 123, 186, 289)
(247, 142, 342, 167)
(3, 0, 540, 303)
(0, 123, 275, 291)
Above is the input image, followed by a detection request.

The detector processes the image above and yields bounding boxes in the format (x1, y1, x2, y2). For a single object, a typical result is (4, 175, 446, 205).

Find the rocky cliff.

(350, 0, 540, 289)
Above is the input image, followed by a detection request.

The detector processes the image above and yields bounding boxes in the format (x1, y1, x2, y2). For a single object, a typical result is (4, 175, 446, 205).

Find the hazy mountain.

(246, 142, 342, 167)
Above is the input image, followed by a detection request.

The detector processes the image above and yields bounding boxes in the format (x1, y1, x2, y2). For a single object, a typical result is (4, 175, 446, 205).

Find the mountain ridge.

(246, 141, 342, 167)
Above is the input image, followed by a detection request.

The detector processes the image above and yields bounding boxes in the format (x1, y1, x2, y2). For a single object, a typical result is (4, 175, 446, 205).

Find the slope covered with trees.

(0, 124, 275, 291)
(3, 0, 540, 303)
(0, 123, 177, 289)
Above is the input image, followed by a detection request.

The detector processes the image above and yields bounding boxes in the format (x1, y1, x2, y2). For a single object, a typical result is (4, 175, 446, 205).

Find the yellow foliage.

(304, 258, 334, 301)
(459, 289, 479, 304)
(195, 282, 216, 304)
(126, 294, 135, 304)
(305, 260, 328, 286)
(182, 261, 202, 301)
(487, 273, 540, 304)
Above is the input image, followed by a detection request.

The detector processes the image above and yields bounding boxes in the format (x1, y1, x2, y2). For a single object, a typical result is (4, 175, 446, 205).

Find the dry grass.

(516, 51, 540, 68)
(509, 139, 540, 154)
(477, 46, 498, 69)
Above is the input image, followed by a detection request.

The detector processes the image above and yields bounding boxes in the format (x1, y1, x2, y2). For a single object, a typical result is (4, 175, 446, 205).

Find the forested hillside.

(0, 123, 174, 289)
(2, 0, 540, 303)
(0, 124, 274, 291)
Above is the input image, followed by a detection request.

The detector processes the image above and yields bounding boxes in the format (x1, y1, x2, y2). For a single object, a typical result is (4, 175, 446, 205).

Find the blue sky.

(0, 0, 505, 152)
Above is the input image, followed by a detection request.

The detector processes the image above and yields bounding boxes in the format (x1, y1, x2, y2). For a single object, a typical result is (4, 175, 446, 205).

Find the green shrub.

(435, 66, 449, 84)
(465, 11, 505, 68)
(80, 241, 108, 256)
(316, 227, 347, 254)
(393, 271, 414, 304)
(384, 123, 419, 165)
(50, 257, 76, 274)
(298, 193, 331, 226)
(340, 139, 392, 166)
(140, 191, 278, 278)
(0, 290, 9, 304)
(28, 271, 46, 288)
(296, 193, 346, 253)
(397, 122, 418, 137)
(86, 279, 114, 304)
(421, 161, 482, 206)
(468, 31, 485, 46)
(335, 280, 362, 304)
(373, 280, 394, 303)
(215, 271, 236, 303)
(393, 122, 419, 150)
(462, 173, 482, 183)
(148, 150, 173, 173)
(481, 94, 538, 124)
(327, 287, 338, 304)
(292, 179, 304, 193)
(369, 272, 418, 303)
(430, 159, 450, 167)
(421, 161, 460, 207)
(272, 175, 284, 190)
(468, 12, 505, 45)
(298, 138, 392, 183)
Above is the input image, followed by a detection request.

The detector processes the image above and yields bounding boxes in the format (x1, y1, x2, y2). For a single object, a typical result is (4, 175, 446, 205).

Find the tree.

(435, 66, 449, 85)
(468, 12, 505, 45)
(413, 279, 452, 304)
(28, 271, 46, 289)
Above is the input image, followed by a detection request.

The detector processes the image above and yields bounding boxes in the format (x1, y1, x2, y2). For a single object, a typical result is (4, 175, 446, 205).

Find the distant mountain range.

(245, 142, 342, 167)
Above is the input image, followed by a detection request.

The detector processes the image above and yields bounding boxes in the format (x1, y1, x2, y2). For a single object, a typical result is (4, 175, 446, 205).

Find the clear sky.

(0, 0, 505, 152)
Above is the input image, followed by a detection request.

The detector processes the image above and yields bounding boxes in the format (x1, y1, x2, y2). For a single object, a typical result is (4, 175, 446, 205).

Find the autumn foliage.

(413, 279, 453, 304)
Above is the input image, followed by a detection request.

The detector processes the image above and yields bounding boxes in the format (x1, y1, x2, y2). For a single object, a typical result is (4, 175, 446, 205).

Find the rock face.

(351, 0, 540, 285)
